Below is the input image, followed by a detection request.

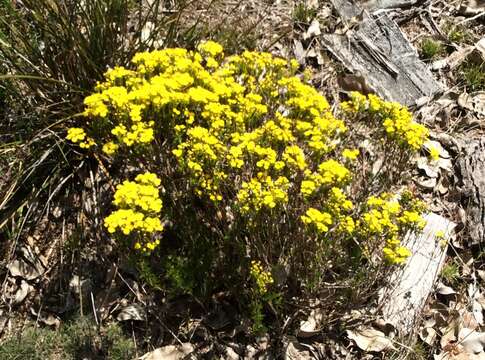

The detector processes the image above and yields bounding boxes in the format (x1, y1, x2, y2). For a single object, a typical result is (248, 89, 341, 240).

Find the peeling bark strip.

(458, 139, 485, 245)
(378, 213, 456, 335)
(362, 0, 422, 11)
(323, 0, 443, 107)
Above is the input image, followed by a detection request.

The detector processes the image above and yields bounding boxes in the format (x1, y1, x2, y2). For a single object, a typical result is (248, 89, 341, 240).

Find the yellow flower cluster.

(435, 230, 445, 239)
(104, 172, 163, 253)
(357, 191, 426, 264)
(250, 260, 274, 294)
(300, 160, 351, 198)
(341, 92, 429, 151)
(383, 242, 412, 265)
(237, 174, 290, 213)
(301, 208, 333, 233)
(197, 40, 224, 58)
(66, 127, 95, 149)
(72, 41, 352, 213)
(342, 148, 360, 161)
(300, 185, 355, 236)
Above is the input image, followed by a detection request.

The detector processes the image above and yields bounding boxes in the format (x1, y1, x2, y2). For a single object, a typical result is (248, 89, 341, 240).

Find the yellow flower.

(429, 146, 440, 161)
(342, 148, 359, 160)
(301, 208, 333, 233)
(435, 230, 445, 239)
(102, 142, 119, 155)
(66, 128, 86, 143)
(74, 43, 431, 265)
(197, 41, 224, 58)
(250, 260, 273, 294)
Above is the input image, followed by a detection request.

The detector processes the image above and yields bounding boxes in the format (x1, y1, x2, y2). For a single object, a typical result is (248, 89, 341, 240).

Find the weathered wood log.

(323, 0, 443, 107)
(458, 139, 485, 246)
(378, 213, 456, 335)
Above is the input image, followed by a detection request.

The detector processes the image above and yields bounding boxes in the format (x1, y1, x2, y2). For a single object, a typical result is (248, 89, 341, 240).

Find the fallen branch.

(378, 213, 456, 335)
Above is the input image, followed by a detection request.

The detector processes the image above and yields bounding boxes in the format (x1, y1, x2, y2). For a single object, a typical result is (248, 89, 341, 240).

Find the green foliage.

(212, 26, 258, 53)
(136, 257, 162, 290)
(420, 38, 444, 60)
(441, 261, 460, 285)
(0, 327, 60, 360)
(164, 255, 196, 294)
(162, 236, 216, 297)
(250, 289, 282, 334)
(250, 299, 267, 334)
(448, 29, 465, 44)
(460, 60, 485, 92)
(0, 317, 135, 360)
(293, 3, 317, 24)
(447, 24, 474, 44)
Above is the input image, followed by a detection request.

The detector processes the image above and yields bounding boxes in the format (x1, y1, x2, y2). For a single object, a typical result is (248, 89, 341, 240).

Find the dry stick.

(152, 312, 186, 347)
(117, 272, 144, 304)
(79, 276, 83, 317)
(457, 10, 485, 25)
(132, 325, 138, 358)
(92, 152, 116, 193)
(91, 291, 99, 327)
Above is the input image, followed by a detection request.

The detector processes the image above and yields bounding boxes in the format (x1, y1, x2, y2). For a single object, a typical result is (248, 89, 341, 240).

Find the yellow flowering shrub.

(67, 41, 430, 305)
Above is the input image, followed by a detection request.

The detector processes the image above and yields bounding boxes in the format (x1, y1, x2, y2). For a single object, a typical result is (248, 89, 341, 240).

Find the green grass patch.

(0, 317, 135, 360)
(440, 260, 460, 285)
(293, 3, 317, 24)
(460, 60, 485, 92)
(420, 38, 445, 60)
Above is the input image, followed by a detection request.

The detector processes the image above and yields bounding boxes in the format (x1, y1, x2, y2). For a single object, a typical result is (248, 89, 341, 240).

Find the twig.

(117, 272, 144, 305)
(91, 291, 99, 327)
(457, 10, 485, 25)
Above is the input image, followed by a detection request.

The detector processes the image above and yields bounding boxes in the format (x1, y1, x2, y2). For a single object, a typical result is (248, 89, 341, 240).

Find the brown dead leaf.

(223, 346, 240, 360)
(7, 259, 42, 280)
(416, 176, 438, 190)
(441, 326, 458, 350)
(435, 349, 485, 360)
(139, 343, 195, 360)
(463, 312, 480, 330)
(12, 280, 32, 305)
(347, 328, 395, 352)
(458, 92, 485, 116)
(284, 336, 313, 360)
(432, 47, 475, 71)
(30, 308, 60, 328)
(293, 40, 305, 65)
(468, 283, 484, 326)
(117, 304, 146, 321)
(421, 327, 438, 345)
(303, 19, 321, 40)
(437, 283, 457, 296)
(459, 0, 485, 16)
(460, 328, 485, 354)
(298, 307, 323, 338)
